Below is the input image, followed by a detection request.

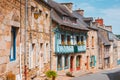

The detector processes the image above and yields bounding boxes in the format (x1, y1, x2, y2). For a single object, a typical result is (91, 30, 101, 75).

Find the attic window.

(63, 16, 69, 22)
(72, 19, 77, 24)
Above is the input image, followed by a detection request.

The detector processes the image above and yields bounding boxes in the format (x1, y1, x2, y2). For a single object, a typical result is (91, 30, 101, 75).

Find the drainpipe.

(50, 9, 53, 70)
(20, 0, 22, 80)
(24, 0, 28, 80)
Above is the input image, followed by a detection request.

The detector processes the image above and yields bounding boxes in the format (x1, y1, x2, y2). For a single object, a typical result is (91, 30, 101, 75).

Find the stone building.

(0, 0, 51, 80)
(26, 0, 51, 79)
(73, 10, 99, 72)
(47, 0, 89, 73)
(95, 18, 120, 69)
(0, 0, 25, 79)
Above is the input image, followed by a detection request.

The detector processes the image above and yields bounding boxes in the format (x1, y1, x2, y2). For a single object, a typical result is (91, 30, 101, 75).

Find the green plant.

(46, 70, 57, 80)
(77, 42, 81, 46)
(66, 72, 74, 77)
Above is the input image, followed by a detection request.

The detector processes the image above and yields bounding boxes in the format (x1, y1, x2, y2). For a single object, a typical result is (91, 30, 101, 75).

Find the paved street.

(71, 68, 120, 80)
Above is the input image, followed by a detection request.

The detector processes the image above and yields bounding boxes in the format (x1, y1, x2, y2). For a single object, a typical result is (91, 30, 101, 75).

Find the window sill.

(64, 66, 69, 69)
(57, 68, 62, 71)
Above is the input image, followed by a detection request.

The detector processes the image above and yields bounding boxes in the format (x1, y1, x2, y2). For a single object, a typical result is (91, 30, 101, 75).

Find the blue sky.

(54, 0, 120, 34)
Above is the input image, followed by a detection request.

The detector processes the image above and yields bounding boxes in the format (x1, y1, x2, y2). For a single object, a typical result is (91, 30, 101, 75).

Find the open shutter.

(94, 56, 96, 66)
(36, 43, 39, 66)
(29, 43, 32, 69)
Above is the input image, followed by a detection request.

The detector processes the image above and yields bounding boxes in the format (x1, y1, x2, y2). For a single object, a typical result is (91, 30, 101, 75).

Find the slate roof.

(35, 0, 51, 9)
(48, 0, 89, 31)
(108, 32, 120, 41)
(98, 30, 111, 46)
(48, 0, 76, 18)
(73, 11, 98, 31)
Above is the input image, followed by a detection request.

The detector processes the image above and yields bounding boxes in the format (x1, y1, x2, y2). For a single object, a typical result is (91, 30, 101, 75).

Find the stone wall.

(0, 0, 25, 78)
(0, 0, 51, 79)
(86, 29, 98, 71)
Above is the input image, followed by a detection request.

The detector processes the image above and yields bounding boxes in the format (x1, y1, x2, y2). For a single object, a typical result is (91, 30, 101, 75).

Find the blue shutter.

(94, 56, 96, 66)
(13, 28, 16, 60)
(90, 56, 92, 67)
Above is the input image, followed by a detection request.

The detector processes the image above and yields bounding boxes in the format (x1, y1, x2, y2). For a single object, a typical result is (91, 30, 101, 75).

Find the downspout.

(50, 9, 53, 70)
(24, 0, 28, 80)
(20, 0, 22, 80)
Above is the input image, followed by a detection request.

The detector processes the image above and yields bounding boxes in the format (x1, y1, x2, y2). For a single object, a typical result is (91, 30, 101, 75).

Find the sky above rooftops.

(54, 0, 120, 34)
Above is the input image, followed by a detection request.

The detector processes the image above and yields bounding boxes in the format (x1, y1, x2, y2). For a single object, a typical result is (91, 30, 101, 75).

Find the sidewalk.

(72, 70, 93, 77)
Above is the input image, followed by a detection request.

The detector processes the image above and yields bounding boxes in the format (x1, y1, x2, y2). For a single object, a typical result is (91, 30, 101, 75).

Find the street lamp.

(34, 8, 41, 19)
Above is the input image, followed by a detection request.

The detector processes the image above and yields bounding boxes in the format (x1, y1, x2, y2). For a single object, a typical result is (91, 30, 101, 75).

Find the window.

(72, 19, 77, 24)
(40, 43, 43, 49)
(86, 36, 89, 47)
(10, 27, 17, 61)
(76, 36, 79, 44)
(92, 36, 94, 47)
(81, 36, 84, 42)
(64, 55, 69, 69)
(57, 55, 62, 70)
(76, 56, 80, 67)
(90, 55, 96, 67)
(61, 34, 65, 45)
(46, 43, 49, 61)
(45, 13, 48, 18)
(67, 35, 71, 45)
(32, 43, 35, 67)
(29, 43, 36, 69)
(63, 16, 69, 22)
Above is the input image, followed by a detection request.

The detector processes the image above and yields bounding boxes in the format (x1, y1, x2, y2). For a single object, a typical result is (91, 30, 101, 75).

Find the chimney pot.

(95, 18, 104, 26)
(61, 2, 73, 12)
(75, 9, 84, 16)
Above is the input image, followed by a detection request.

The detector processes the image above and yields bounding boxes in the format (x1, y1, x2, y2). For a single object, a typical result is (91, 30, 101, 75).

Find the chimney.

(105, 26, 112, 32)
(95, 18, 104, 26)
(61, 2, 73, 12)
(74, 8, 84, 16)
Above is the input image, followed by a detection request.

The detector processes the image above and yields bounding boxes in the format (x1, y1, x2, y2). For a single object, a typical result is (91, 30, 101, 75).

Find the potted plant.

(45, 70, 57, 80)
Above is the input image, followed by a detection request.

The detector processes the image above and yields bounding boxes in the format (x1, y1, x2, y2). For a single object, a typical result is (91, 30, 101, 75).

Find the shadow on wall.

(103, 70, 120, 80)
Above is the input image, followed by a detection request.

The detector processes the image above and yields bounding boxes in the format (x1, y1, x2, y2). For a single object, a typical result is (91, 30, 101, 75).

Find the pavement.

(33, 67, 120, 80)
(71, 67, 120, 80)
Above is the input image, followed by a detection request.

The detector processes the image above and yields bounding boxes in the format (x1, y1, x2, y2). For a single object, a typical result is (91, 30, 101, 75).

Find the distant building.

(95, 18, 120, 69)
(116, 35, 120, 39)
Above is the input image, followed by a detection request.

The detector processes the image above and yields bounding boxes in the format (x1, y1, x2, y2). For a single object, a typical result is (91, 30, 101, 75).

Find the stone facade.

(0, 0, 120, 80)
(0, 0, 51, 80)
(0, 0, 25, 79)
(86, 29, 98, 71)
(48, 0, 89, 74)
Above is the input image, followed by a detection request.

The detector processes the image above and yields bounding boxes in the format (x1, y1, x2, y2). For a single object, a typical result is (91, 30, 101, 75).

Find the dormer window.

(72, 19, 77, 24)
(63, 16, 69, 22)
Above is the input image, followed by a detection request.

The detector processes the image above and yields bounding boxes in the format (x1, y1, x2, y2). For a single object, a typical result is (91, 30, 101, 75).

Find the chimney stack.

(95, 18, 104, 26)
(74, 8, 84, 16)
(61, 2, 73, 12)
(105, 26, 112, 32)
